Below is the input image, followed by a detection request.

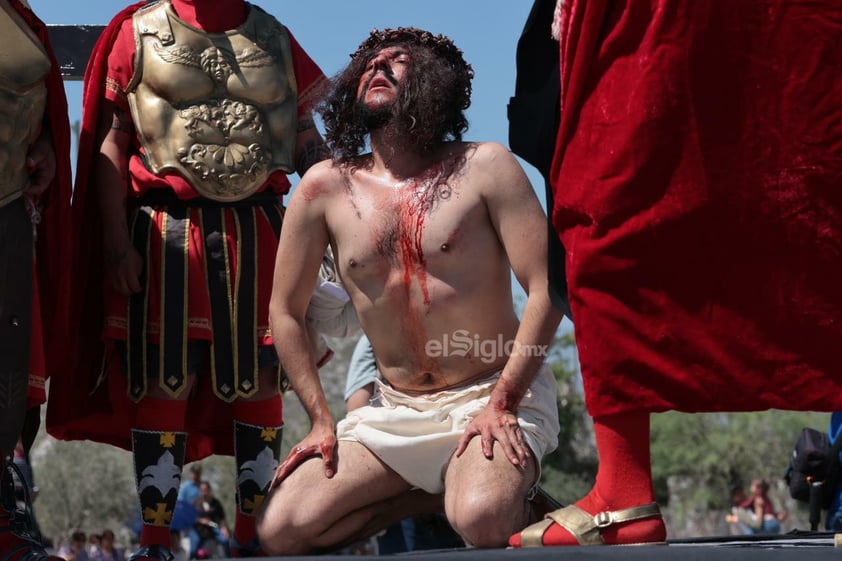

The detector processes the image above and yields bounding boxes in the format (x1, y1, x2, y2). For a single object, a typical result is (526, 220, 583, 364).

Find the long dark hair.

(319, 27, 474, 164)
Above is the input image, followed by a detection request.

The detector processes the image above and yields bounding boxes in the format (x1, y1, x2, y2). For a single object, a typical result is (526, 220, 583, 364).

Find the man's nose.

(370, 54, 391, 72)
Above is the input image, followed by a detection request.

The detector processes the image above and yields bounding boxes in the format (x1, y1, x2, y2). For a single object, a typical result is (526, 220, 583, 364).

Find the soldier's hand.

(25, 135, 56, 196)
(105, 244, 144, 295)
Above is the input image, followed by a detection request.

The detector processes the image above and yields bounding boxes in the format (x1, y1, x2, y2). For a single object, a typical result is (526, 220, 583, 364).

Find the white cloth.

(335, 365, 560, 494)
(305, 247, 360, 338)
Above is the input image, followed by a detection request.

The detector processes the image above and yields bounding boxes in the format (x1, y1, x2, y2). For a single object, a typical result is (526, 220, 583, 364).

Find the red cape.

(12, 0, 74, 408)
(551, 1, 842, 417)
(46, 2, 246, 461)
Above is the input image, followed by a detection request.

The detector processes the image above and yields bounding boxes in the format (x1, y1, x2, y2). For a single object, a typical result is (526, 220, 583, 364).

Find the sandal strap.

(520, 518, 555, 548)
(589, 503, 662, 529)
(521, 502, 662, 547)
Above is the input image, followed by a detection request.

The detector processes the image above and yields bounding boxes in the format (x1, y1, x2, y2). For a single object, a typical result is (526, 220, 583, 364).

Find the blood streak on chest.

(393, 171, 451, 306)
(397, 195, 430, 305)
(376, 166, 453, 371)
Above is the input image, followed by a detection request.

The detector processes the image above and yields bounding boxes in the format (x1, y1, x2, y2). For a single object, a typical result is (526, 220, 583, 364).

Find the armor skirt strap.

(159, 205, 189, 397)
(201, 207, 237, 401)
(233, 206, 258, 397)
(127, 207, 154, 402)
(259, 202, 283, 239)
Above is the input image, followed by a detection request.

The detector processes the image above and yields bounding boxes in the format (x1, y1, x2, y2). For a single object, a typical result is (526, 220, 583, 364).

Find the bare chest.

(333, 175, 478, 268)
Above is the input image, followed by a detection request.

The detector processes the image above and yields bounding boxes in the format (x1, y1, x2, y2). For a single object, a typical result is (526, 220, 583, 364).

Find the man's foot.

(509, 491, 666, 547)
(229, 537, 264, 557)
(126, 545, 174, 561)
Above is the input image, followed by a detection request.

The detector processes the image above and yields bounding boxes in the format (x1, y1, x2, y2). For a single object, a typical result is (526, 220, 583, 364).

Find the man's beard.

(355, 99, 396, 132)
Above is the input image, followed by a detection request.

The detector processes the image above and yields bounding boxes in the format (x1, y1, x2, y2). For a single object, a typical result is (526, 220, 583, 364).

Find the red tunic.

(47, 1, 326, 460)
(10, 0, 74, 409)
(552, 0, 842, 416)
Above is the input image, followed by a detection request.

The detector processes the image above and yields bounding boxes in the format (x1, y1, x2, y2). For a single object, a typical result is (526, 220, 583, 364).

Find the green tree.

(651, 410, 827, 509)
(34, 439, 136, 542)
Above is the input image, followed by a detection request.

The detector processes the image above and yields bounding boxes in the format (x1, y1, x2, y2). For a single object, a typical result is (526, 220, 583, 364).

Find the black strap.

(826, 426, 842, 476)
(160, 205, 189, 395)
(233, 206, 258, 396)
(127, 208, 153, 401)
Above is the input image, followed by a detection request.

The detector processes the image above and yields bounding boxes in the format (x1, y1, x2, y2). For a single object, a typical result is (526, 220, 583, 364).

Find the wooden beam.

(47, 24, 104, 81)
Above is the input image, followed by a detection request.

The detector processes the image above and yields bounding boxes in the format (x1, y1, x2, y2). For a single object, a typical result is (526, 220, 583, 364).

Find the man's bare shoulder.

(303, 158, 346, 181)
(460, 141, 531, 194)
(293, 159, 348, 202)
(467, 140, 516, 161)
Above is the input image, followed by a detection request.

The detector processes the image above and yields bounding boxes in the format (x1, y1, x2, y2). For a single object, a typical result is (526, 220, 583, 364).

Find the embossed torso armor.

(0, 0, 50, 208)
(127, 1, 298, 201)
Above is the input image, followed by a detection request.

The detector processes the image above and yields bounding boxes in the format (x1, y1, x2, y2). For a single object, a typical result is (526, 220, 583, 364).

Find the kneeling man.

(258, 27, 563, 554)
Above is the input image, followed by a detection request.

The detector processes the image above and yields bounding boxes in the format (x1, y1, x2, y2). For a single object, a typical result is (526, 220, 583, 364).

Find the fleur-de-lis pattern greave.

(234, 421, 282, 515)
(132, 429, 186, 528)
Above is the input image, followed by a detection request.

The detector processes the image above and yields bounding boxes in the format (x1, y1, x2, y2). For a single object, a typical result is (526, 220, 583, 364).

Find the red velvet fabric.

(170, 0, 246, 33)
(551, 0, 842, 416)
(46, 1, 324, 461)
(9, 0, 74, 409)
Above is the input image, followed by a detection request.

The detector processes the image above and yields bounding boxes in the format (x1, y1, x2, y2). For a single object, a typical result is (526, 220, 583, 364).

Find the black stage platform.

(236, 531, 840, 560)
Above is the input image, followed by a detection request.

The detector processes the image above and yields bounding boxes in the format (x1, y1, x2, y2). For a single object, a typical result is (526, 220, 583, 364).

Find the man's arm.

(95, 100, 143, 295)
(24, 121, 55, 196)
(456, 142, 563, 466)
(269, 163, 337, 482)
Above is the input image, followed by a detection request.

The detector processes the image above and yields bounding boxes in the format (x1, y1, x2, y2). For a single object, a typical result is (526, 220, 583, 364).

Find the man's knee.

(446, 489, 524, 548)
(256, 493, 302, 555)
(257, 486, 334, 555)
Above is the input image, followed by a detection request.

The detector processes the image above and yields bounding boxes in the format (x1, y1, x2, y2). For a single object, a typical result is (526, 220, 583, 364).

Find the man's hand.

(25, 135, 56, 196)
(454, 404, 529, 468)
(105, 243, 144, 295)
(269, 424, 338, 490)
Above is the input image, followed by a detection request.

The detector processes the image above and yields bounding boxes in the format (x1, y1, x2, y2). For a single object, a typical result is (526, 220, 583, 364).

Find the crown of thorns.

(350, 27, 473, 76)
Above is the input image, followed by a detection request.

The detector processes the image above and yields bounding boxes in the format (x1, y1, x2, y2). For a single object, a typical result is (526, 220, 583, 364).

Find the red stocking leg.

(510, 411, 666, 546)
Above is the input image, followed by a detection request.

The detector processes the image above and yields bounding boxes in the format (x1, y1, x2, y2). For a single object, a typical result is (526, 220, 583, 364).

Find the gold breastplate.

(127, 1, 298, 201)
(0, 0, 50, 208)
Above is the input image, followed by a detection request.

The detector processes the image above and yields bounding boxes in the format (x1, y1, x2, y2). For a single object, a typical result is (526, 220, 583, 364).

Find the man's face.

(356, 45, 409, 113)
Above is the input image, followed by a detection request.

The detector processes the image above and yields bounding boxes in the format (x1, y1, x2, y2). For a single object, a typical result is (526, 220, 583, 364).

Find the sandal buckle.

(594, 511, 614, 528)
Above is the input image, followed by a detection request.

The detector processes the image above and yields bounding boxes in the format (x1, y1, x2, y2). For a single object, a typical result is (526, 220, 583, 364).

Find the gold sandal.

(520, 503, 663, 547)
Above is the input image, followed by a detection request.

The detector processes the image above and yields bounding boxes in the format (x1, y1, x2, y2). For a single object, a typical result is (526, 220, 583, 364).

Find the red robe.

(10, 0, 74, 409)
(552, 0, 842, 417)
(47, 2, 326, 461)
